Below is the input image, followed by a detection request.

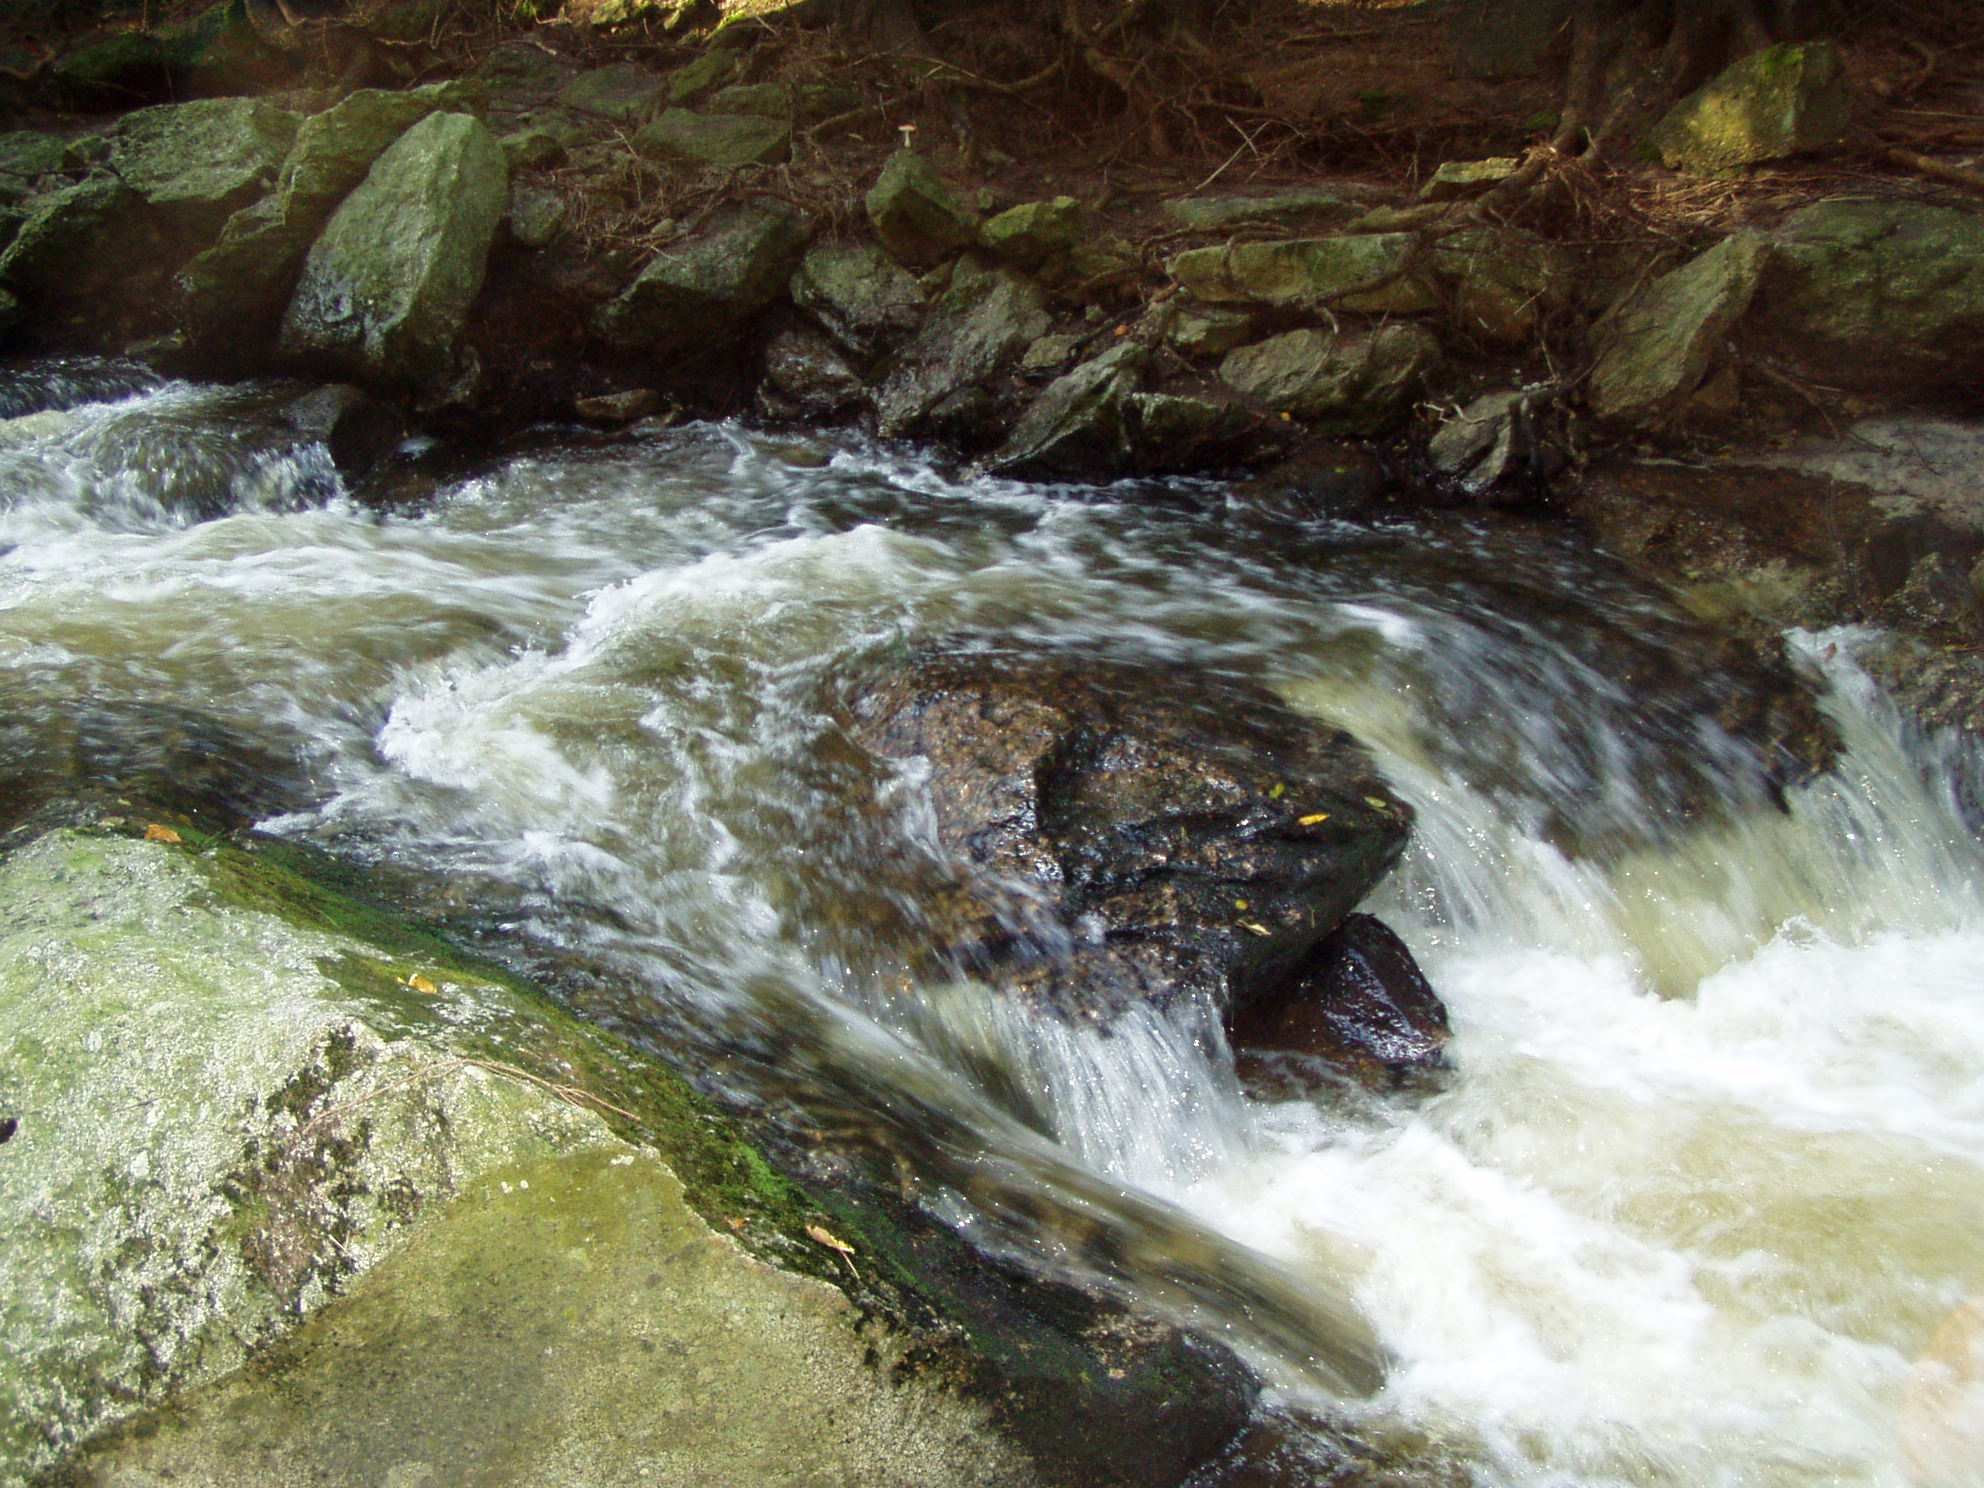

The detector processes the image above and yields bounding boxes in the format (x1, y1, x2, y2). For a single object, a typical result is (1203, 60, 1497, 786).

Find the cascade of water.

(4, 368, 1979, 1485)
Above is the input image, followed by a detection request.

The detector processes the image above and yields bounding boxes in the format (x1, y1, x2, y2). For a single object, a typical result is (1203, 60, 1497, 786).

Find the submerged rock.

(1650, 42, 1851, 175)
(1230, 913, 1450, 1083)
(279, 112, 509, 394)
(851, 647, 1411, 1027)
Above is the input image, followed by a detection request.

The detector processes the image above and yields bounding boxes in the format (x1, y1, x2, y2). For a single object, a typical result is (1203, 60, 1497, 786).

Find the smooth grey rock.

(279, 112, 509, 393)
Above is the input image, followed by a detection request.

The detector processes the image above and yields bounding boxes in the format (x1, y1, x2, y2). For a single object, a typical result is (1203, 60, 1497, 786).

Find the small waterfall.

(4, 380, 1980, 1485)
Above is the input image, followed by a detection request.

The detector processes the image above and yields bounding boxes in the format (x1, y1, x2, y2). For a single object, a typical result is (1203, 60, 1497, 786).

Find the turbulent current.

(4, 371, 1982, 1488)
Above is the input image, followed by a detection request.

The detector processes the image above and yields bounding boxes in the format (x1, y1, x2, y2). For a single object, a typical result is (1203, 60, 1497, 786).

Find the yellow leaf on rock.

(1269, 783, 1286, 800)
(1298, 813, 1329, 826)
(806, 1223, 860, 1277)
(406, 973, 439, 996)
(143, 824, 182, 845)
(1241, 921, 1272, 938)
(1364, 796, 1390, 811)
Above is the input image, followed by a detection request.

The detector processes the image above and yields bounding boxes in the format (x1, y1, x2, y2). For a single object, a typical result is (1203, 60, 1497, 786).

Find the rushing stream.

(4, 368, 1982, 1488)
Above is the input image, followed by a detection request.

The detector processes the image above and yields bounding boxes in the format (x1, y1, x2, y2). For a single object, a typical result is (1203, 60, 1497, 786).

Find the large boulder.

(851, 648, 1411, 1028)
(591, 201, 809, 353)
(105, 96, 299, 235)
(179, 83, 471, 352)
(0, 820, 1256, 1487)
(865, 151, 979, 269)
(279, 112, 509, 395)
(873, 257, 1051, 441)
(1588, 231, 1768, 426)
(1168, 234, 1437, 314)
(1220, 324, 1440, 434)
(1753, 199, 1984, 392)
(988, 342, 1147, 477)
(0, 177, 182, 348)
(50, 1, 292, 106)
(1649, 42, 1852, 175)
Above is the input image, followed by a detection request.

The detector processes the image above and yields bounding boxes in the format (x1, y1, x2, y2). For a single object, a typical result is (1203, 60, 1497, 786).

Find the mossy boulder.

(279, 112, 509, 395)
(50, 1, 290, 106)
(1429, 225, 1573, 345)
(1754, 199, 1984, 392)
(1220, 324, 1441, 433)
(557, 62, 669, 123)
(1163, 304, 1257, 358)
(0, 133, 79, 205)
(1650, 42, 1851, 175)
(593, 202, 809, 353)
(106, 97, 299, 234)
(665, 42, 745, 105)
(0, 823, 1058, 1488)
(980, 197, 1085, 271)
(635, 108, 790, 168)
(1159, 191, 1361, 233)
(178, 84, 472, 355)
(1589, 231, 1768, 426)
(790, 243, 926, 359)
(1168, 233, 1437, 314)
(874, 257, 1051, 441)
(866, 152, 980, 269)
(0, 177, 182, 348)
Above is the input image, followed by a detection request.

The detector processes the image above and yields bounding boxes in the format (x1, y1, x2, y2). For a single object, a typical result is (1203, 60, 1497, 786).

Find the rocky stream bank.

(3, 3, 1984, 1483)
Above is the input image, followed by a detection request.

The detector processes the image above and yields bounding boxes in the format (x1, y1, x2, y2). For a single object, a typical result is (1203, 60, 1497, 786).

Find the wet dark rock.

(851, 646, 1411, 1026)
(1232, 440, 1390, 518)
(789, 243, 925, 361)
(0, 177, 183, 349)
(1427, 386, 1561, 501)
(758, 324, 867, 420)
(280, 382, 404, 484)
(0, 356, 164, 418)
(874, 257, 1050, 443)
(1229, 914, 1450, 1084)
(988, 342, 1147, 478)
(573, 387, 660, 424)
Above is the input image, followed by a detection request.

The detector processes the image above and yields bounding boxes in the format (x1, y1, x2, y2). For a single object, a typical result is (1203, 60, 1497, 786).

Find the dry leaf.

(143, 824, 182, 845)
(806, 1223, 860, 1277)
(405, 973, 439, 996)
(1364, 796, 1390, 811)
(1298, 813, 1330, 826)
(1241, 921, 1272, 938)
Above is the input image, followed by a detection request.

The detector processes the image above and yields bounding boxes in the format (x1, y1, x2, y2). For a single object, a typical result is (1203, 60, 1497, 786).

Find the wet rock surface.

(851, 646, 1412, 1027)
(1229, 914, 1450, 1084)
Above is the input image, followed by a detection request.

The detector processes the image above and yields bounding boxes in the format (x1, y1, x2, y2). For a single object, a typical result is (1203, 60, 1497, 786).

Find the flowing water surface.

(3, 371, 1982, 1487)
